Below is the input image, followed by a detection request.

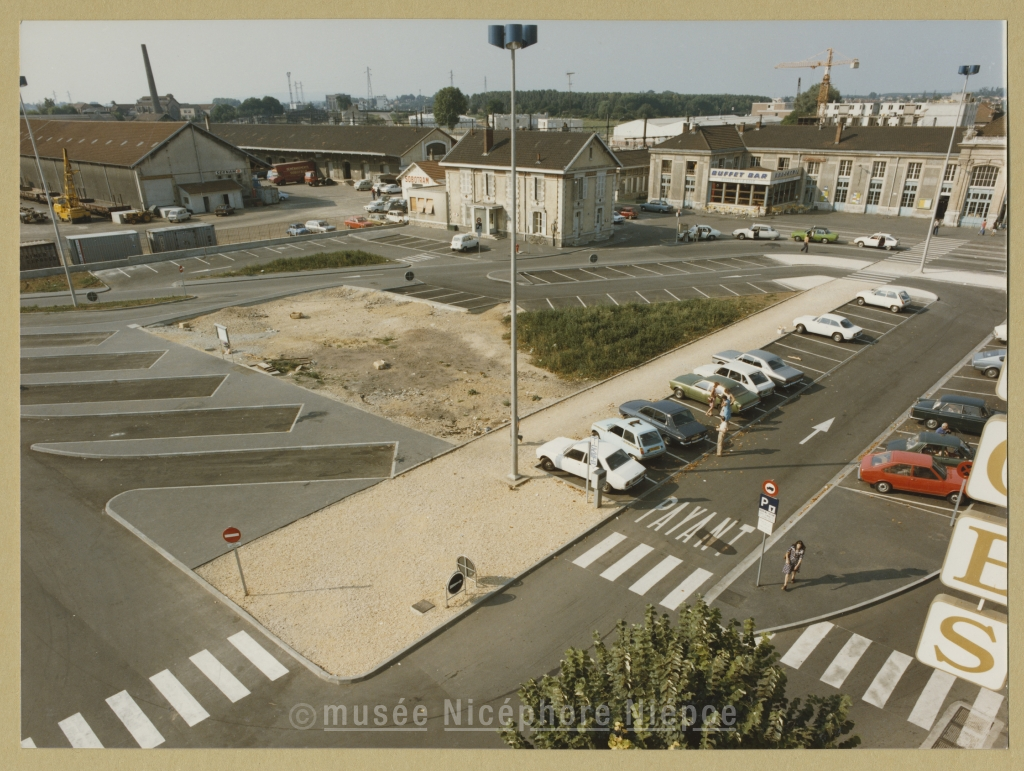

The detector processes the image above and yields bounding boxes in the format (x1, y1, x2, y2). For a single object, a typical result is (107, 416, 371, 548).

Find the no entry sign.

(222, 527, 241, 543)
(762, 479, 778, 497)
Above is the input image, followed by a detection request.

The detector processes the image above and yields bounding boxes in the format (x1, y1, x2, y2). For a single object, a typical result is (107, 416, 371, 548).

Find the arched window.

(969, 166, 998, 188)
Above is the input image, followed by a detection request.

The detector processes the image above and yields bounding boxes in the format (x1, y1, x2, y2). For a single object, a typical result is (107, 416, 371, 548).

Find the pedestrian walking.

(933, 218, 941, 236)
(782, 540, 805, 590)
(979, 219, 987, 236)
(801, 231, 810, 253)
(371, 187, 377, 201)
(475, 217, 483, 238)
(719, 389, 733, 426)
(716, 417, 729, 456)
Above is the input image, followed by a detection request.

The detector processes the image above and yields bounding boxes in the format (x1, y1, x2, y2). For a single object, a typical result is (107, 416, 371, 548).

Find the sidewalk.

(195, 275, 872, 678)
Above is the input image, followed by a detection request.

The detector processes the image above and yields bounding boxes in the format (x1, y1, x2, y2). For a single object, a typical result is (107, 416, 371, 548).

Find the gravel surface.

(194, 277, 865, 677)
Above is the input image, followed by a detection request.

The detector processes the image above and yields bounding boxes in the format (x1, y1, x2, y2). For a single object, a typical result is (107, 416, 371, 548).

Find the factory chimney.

(141, 44, 163, 115)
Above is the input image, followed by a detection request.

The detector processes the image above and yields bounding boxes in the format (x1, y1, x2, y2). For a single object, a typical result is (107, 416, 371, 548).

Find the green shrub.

(204, 250, 390, 278)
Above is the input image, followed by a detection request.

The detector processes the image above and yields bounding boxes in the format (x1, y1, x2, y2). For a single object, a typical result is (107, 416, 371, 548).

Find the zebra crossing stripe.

(189, 650, 251, 703)
(907, 668, 957, 730)
(106, 691, 165, 748)
(780, 622, 834, 668)
(820, 634, 871, 688)
(572, 533, 627, 568)
(862, 651, 913, 708)
(228, 631, 290, 681)
(598, 544, 653, 581)
(58, 713, 104, 748)
(20, 738, 36, 748)
(956, 688, 1004, 748)
(658, 568, 713, 611)
(629, 556, 683, 595)
(150, 669, 210, 726)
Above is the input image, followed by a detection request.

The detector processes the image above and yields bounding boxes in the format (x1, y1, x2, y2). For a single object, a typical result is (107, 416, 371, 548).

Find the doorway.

(343, 161, 351, 179)
(935, 195, 949, 220)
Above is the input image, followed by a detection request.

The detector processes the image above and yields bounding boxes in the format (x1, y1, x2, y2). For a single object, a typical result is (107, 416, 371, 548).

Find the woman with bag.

(782, 540, 805, 590)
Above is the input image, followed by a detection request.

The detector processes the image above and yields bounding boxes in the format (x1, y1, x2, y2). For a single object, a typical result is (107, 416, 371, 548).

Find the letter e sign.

(941, 512, 1007, 605)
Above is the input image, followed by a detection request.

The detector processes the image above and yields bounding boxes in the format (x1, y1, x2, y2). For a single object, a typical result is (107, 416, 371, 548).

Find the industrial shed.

(19, 118, 267, 212)
(208, 124, 455, 181)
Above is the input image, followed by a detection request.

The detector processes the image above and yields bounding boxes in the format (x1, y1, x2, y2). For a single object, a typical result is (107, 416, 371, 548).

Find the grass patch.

(21, 296, 195, 313)
(21, 272, 105, 294)
(513, 294, 789, 380)
(200, 250, 391, 278)
(268, 358, 323, 382)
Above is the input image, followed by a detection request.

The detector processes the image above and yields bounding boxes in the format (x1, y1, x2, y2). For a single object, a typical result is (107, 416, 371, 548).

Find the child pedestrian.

(782, 540, 805, 590)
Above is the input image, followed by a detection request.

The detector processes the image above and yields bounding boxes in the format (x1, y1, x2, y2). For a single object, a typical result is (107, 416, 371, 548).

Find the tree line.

(464, 90, 771, 120)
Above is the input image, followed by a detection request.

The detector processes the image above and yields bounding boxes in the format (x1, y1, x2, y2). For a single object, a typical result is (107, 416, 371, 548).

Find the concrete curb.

(21, 295, 197, 314)
(21, 282, 112, 301)
(188, 260, 408, 287)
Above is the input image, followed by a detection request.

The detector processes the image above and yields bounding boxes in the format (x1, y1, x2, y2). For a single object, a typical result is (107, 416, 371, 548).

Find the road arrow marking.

(799, 417, 835, 445)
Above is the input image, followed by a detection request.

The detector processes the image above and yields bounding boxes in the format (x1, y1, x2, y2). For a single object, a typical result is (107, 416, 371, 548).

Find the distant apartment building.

(407, 114, 479, 131)
(820, 94, 978, 128)
(178, 104, 213, 121)
(751, 100, 794, 120)
(611, 115, 781, 149)
(536, 117, 584, 131)
(135, 94, 181, 120)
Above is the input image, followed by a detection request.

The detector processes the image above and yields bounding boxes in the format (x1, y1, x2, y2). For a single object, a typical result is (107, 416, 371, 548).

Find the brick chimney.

(738, 122, 745, 134)
(756, 117, 762, 130)
(483, 126, 493, 155)
(834, 123, 843, 144)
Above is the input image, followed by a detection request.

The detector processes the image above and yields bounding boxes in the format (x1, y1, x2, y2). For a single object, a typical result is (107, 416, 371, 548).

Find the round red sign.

(763, 480, 778, 497)
(179, 265, 184, 273)
(222, 527, 241, 543)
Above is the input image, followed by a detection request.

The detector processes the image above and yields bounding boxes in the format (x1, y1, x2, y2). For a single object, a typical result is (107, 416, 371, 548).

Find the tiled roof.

(178, 180, 243, 195)
(134, 113, 175, 122)
(399, 160, 446, 183)
(977, 115, 1005, 137)
(442, 130, 619, 171)
(652, 125, 747, 152)
(20, 118, 186, 167)
(739, 124, 969, 153)
(611, 149, 651, 168)
(208, 124, 451, 158)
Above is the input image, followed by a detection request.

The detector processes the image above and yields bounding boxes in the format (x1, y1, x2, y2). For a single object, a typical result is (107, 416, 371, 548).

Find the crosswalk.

(889, 237, 967, 265)
(571, 532, 715, 611)
(845, 269, 899, 285)
(23, 630, 289, 749)
(775, 621, 1004, 747)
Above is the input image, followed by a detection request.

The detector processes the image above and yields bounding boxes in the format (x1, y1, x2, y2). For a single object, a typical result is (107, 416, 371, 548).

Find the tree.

(433, 86, 469, 130)
(636, 103, 657, 148)
(500, 602, 860, 750)
(485, 97, 505, 119)
(782, 81, 841, 124)
(260, 96, 285, 116)
(212, 97, 241, 107)
(210, 103, 236, 123)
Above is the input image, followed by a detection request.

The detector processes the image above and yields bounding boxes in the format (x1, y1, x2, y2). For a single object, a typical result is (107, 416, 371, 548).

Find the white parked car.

(536, 437, 647, 492)
(353, 179, 373, 191)
(732, 224, 780, 240)
(712, 349, 804, 388)
(277, 192, 290, 201)
(694, 361, 775, 398)
(678, 224, 722, 242)
(451, 233, 479, 252)
(993, 324, 1007, 343)
(612, 212, 625, 225)
(380, 183, 402, 195)
(793, 313, 863, 342)
(385, 210, 407, 224)
(854, 233, 899, 250)
(856, 286, 913, 313)
(590, 417, 666, 461)
(364, 200, 390, 213)
(304, 219, 337, 233)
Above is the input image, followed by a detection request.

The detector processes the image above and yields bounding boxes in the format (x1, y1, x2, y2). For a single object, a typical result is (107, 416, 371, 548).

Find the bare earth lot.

(153, 287, 591, 441)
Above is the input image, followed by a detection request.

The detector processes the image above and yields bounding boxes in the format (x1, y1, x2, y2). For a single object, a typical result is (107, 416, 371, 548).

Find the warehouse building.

(612, 148, 650, 200)
(441, 128, 621, 248)
(208, 124, 455, 181)
(647, 121, 1005, 226)
(19, 118, 267, 212)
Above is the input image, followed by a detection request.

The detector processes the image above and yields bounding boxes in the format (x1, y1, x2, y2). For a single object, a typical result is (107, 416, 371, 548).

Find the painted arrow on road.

(799, 418, 835, 445)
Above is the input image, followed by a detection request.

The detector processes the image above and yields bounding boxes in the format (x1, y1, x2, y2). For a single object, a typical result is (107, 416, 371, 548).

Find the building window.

(596, 172, 606, 202)
(572, 177, 585, 201)
(806, 161, 820, 176)
(770, 180, 799, 206)
(963, 190, 993, 219)
(684, 176, 695, 198)
(461, 171, 473, 196)
(660, 172, 671, 199)
(834, 180, 849, 203)
(685, 161, 697, 174)
(532, 211, 545, 234)
(969, 165, 998, 188)
(596, 208, 604, 229)
(866, 179, 884, 205)
(750, 155, 761, 168)
(589, 146, 593, 159)
(717, 158, 726, 168)
(943, 163, 957, 182)
(905, 162, 922, 181)
(661, 160, 672, 174)
(777, 157, 790, 171)
(871, 161, 886, 178)
(900, 181, 918, 208)
(484, 173, 495, 198)
(838, 160, 853, 177)
(533, 176, 545, 202)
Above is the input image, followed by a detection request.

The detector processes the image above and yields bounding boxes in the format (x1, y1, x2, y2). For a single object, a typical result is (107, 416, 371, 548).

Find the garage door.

(142, 178, 176, 207)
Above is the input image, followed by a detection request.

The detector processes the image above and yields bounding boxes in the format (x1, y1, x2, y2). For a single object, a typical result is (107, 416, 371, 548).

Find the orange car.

(617, 206, 638, 219)
(344, 216, 374, 229)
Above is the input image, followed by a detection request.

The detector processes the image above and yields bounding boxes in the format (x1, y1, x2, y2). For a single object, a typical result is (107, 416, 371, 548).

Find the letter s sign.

(915, 594, 1007, 690)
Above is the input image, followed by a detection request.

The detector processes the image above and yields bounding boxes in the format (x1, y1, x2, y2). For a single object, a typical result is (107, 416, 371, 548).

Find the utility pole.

(797, 77, 801, 100)
(484, 76, 487, 92)
(366, 67, 373, 102)
(567, 72, 575, 111)
(450, 70, 454, 88)
(287, 72, 294, 109)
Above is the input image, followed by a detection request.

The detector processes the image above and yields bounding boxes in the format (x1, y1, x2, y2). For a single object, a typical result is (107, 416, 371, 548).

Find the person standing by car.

(720, 388, 734, 426)
(936, 422, 951, 435)
(705, 383, 725, 416)
(801, 231, 810, 253)
(782, 540, 805, 590)
(716, 417, 729, 456)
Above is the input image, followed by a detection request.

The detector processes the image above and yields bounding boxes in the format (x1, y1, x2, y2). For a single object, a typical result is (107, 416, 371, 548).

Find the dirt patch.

(152, 287, 591, 440)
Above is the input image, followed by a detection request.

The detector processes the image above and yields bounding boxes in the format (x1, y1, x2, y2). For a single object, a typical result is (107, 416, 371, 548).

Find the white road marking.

(799, 418, 835, 445)
(607, 294, 619, 306)
(862, 651, 913, 708)
(658, 568, 713, 610)
(572, 532, 628, 568)
(150, 669, 210, 726)
(192, 256, 210, 264)
(747, 282, 767, 293)
(604, 266, 636, 277)
(550, 270, 580, 282)
(773, 341, 845, 363)
(780, 622, 834, 668)
(907, 669, 956, 730)
(241, 250, 261, 258)
(579, 268, 606, 280)
(656, 262, 689, 273)
(635, 291, 651, 304)
(106, 691, 165, 748)
(190, 650, 251, 703)
(577, 296, 587, 307)
(58, 713, 104, 748)
(950, 374, 995, 382)
(142, 264, 159, 273)
(632, 264, 664, 276)
(629, 556, 682, 595)
(839, 309, 898, 326)
(600, 544, 654, 581)
(665, 289, 681, 301)
(796, 334, 860, 352)
(546, 298, 555, 310)
(218, 253, 236, 261)
(525, 272, 551, 284)
(228, 631, 290, 681)
(21, 738, 36, 748)
(117, 268, 131, 278)
(720, 284, 739, 295)
(820, 634, 871, 688)
(692, 286, 709, 298)
(957, 688, 1005, 748)
(939, 387, 998, 397)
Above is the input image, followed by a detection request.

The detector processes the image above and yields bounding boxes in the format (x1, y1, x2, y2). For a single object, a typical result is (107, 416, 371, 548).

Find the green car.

(791, 226, 838, 244)
(668, 374, 761, 412)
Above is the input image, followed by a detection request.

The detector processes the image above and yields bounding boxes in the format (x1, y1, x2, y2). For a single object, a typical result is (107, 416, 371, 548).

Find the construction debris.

(373, 360, 390, 370)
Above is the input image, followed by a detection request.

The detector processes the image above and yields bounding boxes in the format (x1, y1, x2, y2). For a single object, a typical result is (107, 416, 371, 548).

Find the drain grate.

(931, 706, 970, 748)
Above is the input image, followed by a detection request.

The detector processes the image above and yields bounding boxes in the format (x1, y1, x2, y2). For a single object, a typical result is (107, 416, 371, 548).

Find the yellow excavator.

(52, 148, 91, 223)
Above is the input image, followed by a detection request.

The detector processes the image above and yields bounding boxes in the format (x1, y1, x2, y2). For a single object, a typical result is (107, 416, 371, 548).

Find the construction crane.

(776, 48, 859, 115)
(52, 148, 90, 223)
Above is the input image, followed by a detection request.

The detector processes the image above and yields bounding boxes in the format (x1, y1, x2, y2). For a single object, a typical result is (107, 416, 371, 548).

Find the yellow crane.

(52, 147, 90, 223)
(776, 48, 860, 117)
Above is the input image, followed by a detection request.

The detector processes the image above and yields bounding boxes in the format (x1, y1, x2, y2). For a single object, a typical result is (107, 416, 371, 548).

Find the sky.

(20, 19, 1006, 107)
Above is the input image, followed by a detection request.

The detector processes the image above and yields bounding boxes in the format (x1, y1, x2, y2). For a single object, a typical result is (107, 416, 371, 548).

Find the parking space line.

(684, 261, 715, 272)
(938, 387, 996, 397)
(240, 250, 261, 258)
(950, 374, 994, 382)
(579, 268, 606, 280)
(772, 342, 845, 363)
(577, 296, 587, 307)
(706, 260, 735, 270)
(546, 298, 555, 310)
(785, 360, 827, 374)
(731, 257, 763, 267)
(632, 265, 664, 276)
(217, 253, 236, 261)
(656, 262, 690, 273)
(551, 271, 580, 282)
(636, 292, 651, 304)
(720, 284, 739, 296)
(524, 272, 551, 284)
(142, 264, 159, 273)
(836, 485, 954, 515)
(607, 294, 619, 306)
(839, 310, 899, 326)
(665, 289, 681, 301)
(117, 268, 131, 278)
(692, 286, 709, 298)
(747, 282, 767, 293)
(794, 335, 860, 353)
(605, 266, 638, 277)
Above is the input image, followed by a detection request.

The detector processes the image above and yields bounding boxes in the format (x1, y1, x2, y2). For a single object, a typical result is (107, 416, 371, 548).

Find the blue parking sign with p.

(758, 494, 779, 522)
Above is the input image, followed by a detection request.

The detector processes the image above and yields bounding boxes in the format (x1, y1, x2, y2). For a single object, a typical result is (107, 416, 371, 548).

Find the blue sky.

(20, 19, 1005, 106)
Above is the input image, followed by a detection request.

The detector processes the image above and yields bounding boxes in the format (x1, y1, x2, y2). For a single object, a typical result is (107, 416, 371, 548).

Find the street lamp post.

(918, 65, 979, 274)
(489, 23, 537, 483)
(20, 76, 78, 307)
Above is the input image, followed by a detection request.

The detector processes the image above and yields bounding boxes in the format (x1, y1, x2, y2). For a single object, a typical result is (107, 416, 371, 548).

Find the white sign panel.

(756, 517, 773, 535)
(916, 594, 1007, 691)
(965, 414, 1006, 508)
(941, 511, 1007, 605)
(215, 324, 230, 349)
(589, 435, 599, 469)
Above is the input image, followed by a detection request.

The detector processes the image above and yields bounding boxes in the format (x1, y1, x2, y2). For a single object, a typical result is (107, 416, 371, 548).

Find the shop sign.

(966, 415, 1007, 507)
(709, 169, 770, 182)
(916, 594, 1007, 691)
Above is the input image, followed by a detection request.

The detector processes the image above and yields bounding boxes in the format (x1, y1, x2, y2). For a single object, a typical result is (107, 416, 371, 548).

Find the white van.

(451, 233, 479, 252)
(163, 207, 191, 223)
(694, 361, 775, 398)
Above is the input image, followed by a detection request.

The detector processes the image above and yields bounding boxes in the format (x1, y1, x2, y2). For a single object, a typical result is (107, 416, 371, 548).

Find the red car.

(858, 450, 971, 504)
(617, 206, 639, 219)
(344, 216, 374, 229)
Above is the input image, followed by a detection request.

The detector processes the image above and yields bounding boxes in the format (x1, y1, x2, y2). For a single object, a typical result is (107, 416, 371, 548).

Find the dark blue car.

(618, 399, 708, 446)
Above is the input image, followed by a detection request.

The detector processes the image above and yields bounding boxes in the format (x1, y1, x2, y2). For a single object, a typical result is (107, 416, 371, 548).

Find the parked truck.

(147, 223, 217, 253)
(66, 231, 143, 265)
(304, 169, 335, 186)
(267, 160, 318, 185)
(20, 240, 62, 271)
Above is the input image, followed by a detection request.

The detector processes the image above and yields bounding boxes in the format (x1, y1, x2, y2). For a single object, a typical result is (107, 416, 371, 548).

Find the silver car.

(973, 348, 1005, 378)
(713, 349, 804, 388)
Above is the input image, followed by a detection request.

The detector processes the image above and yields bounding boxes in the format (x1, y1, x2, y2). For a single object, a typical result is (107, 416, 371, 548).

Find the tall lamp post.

(20, 75, 78, 306)
(918, 65, 979, 274)
(489, 23, 537, 483)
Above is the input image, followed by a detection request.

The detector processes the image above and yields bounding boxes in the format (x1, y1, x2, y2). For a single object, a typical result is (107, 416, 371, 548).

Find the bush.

(207, 250, 390, 278)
